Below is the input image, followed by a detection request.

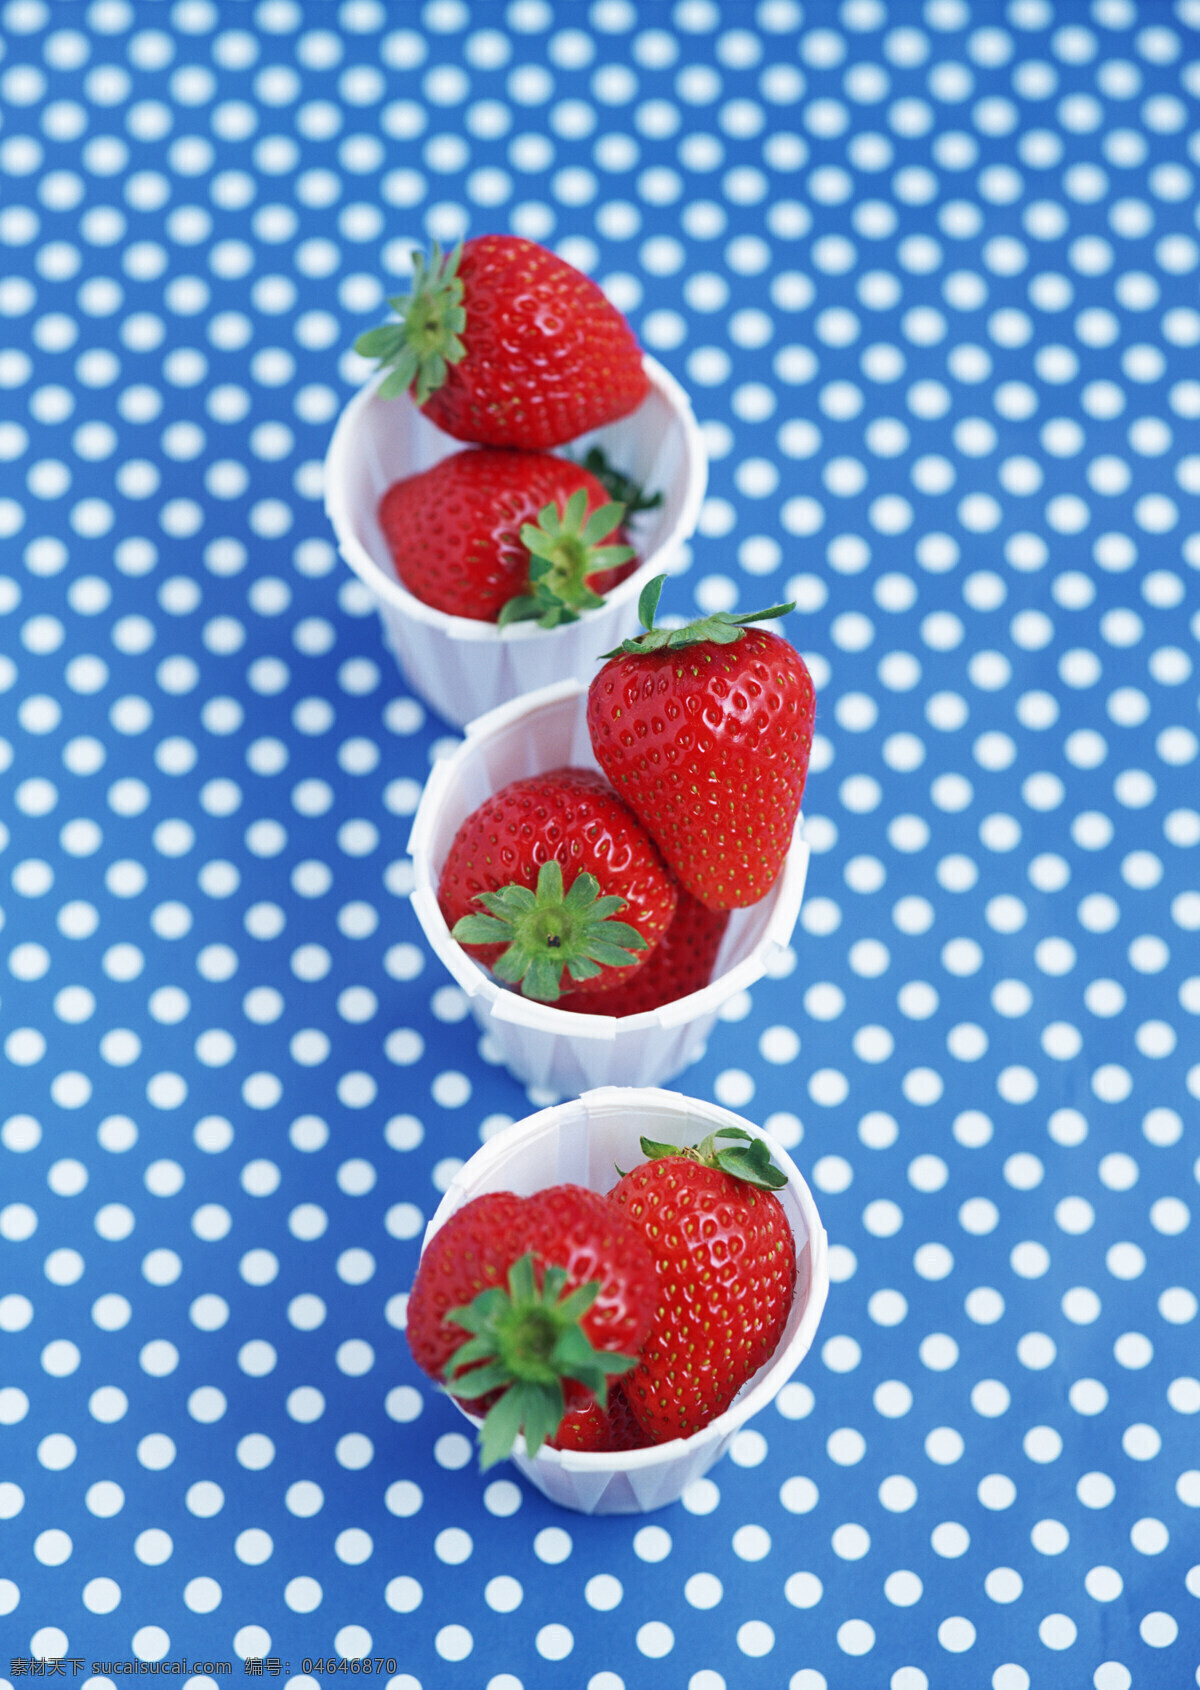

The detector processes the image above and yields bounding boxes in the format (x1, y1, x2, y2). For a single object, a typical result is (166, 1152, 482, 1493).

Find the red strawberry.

(559, 888, 730, 1018)
(438, 766, 677, 1001)
(407, 1185, 657, 1466)
(551, 1382, 654, 1453)
(587, 576, 815, 910)
(355, 237, 649, 449)
(609, 1128, 796, 1443)
(378, 448, 638, 628)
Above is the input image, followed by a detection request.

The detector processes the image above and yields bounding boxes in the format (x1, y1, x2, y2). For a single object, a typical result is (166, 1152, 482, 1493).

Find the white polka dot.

(284, 1576, 322, 1613)
(837, 1619, 876, 1655)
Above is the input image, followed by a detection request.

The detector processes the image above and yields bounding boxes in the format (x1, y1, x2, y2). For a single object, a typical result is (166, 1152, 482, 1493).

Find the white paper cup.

(419, 1086, 829, 1514)
(407, 679, 810, 1097)
(324, 355, 707, 729)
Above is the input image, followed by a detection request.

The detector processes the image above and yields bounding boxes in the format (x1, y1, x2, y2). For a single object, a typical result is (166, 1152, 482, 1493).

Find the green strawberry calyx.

(354, 242, 467, 404)
(450, 858, 648, 1001)
(575, 445, 664, 516)
(638, 1126, 788, 1191)
(445, 1252, 640, 1467)
(600, 572, 796, 658)
(497, 488, 635, 631)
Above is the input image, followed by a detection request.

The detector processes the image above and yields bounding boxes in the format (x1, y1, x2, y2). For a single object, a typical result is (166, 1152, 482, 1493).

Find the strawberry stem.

(497, 489, 635, 631)
(638, 1126, 788, 1191)
(444, 1253, 640, 1467)
(450, 858, 648, 1000)
(600, 573, 796, 659)
(354, 242, 468, 404)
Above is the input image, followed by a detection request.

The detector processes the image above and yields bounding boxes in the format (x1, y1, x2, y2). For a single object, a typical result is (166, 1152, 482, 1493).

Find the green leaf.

(559, 1336, 638, 1387)
(713, 1148, 788, 1189)
(508, 1254, 537, 1303)
(521, 523, 559, 562)
(414, 350, 447, 404)
(536, 859, 564, 903)
(377, 367, 412, 400)
(732, 601, 797, 625)
(585, 940, 645, 969)
(697, 620, 743, 645)
(517, 1380, 567, 1462)
(522, 956, 565, 1001)
(446, 1360, 512, 1399)
(587, 544, 636, 571)
(450, 913, 518, 944)
(578, 446, 664, 515)
(477, 1387, 528, 1470)
(443, 1331, 499, 1371)
(561, 488, 588, 530)
(476, 884, 538, 916)
(536, 604, 577, 629)
(497, 594, 544, 627)
(354, 326, 402, 357)
(639, 1136, 682, 1161)
(637, 573, 667, 631)
(490, 945, 532, 985)
(565, 956, 603, 982)
(561, 872, 598, 910)
(600, 624, 673, 658)
(580, 500, 626, 546)
(589, 920, 647, 951)
(446, 1286, 508, 1329)
(554, 1279, 600, 1322)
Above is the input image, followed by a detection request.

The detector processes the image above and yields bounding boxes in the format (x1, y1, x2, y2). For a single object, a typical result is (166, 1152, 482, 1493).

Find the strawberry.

(406, 1185, 657, 1466)
(559, 888, 730, 1018)
(609, 1128, 795, 1443)
(551, 1382, 654, 1453)
(355, 237, 650, 450)
(438, 766, 677, 1001)
(378, 447, 637, 628)
(587, 576, 815, 910)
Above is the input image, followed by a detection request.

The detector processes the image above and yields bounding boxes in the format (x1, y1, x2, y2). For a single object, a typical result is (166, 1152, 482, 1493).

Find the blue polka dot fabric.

(1, 0, 1199, 1685)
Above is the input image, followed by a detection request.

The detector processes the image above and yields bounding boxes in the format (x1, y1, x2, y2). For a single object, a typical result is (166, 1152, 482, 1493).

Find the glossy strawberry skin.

(587, 629, 815, 910)
(378, 449, 636, 622)
(559, 888, 730, 1018)
(422, 236, 649, 449)
(437, 767, 677, 995)
(407, 1186, 657, 1416)
(551, 1383, 654, 1453)
(608, 1158, 795, 1442)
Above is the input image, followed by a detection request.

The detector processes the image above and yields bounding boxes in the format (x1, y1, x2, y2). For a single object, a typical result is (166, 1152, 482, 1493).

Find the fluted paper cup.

(420, 1086, 829, 1514)
(324, 355, 706, 729)
(407, 679, 810, 1097)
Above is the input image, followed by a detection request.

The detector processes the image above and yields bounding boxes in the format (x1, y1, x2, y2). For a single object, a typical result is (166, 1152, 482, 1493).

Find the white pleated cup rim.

(420, 1086, 830, 1486)
(323, 353, 707, 643)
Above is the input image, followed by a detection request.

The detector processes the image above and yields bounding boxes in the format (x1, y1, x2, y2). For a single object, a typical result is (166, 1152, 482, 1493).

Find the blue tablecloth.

(2, 2, 1199, 1685)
